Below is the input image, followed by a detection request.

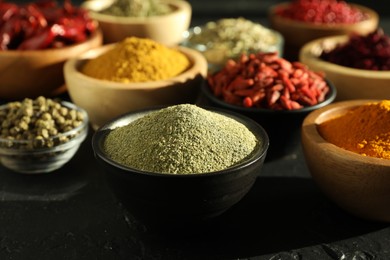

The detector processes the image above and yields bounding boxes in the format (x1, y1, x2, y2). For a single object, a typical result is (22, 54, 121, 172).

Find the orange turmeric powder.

(318, 100, 390, 159)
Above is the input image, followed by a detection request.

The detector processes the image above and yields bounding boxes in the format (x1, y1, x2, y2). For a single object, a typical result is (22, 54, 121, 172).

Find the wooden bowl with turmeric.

(64, 37, 208, 130)
(301, 99, 390, 222)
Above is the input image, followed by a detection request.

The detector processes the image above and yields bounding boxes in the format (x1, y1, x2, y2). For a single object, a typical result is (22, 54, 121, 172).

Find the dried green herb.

(103, 104, 259, 174)
(100, 0, 172, 17)
(187, 17, 280, 59)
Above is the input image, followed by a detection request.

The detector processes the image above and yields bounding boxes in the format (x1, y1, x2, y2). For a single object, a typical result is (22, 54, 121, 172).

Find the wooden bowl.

(268, 2, 379, 60)
(0, 29, 103, 100)
(299, 35, 390, 101)
(82, 0, 191, 45)
(64, 44, 208, 130)
(301, 99, 390, 222)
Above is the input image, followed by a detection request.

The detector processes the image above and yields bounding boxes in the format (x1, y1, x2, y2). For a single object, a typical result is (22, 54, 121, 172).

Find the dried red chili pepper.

(275, 0, 368, 24)
(0, 0, 96, 50)
(207, 52, 330, 110)
(320, 29, 390, 71)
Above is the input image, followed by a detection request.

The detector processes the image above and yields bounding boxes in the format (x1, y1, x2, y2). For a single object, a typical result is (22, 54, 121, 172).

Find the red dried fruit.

(320, 28, 390, 71)
(207, 52, 329, 110)
(275, 0, 368, 24)
(0, 0, 96, 50)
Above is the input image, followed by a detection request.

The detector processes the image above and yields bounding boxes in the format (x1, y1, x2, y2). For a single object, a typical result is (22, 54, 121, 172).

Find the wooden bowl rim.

(64, 44, 207, 90)
(299, 35, 390, 79)
(83, 0, 191, 24)
(0, 28, 103, 56)
(268, 2, 379, 30)
(302, 99, 390, 167)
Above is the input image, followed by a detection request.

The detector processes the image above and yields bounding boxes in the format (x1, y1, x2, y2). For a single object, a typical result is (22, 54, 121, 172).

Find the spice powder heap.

(81, 37, 190, 83)
(318, 100, 390, 159)
(100, 0, 172, 17)
(103, 104, 259, 174)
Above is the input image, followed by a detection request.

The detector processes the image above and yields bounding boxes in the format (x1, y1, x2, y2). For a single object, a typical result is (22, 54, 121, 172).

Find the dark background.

(185, 0, 390, 32)
(11, 0, 390, 17)
(187, 0, 389, 17)
(1, 1, 389, 260)
(10, 0, 390, 31)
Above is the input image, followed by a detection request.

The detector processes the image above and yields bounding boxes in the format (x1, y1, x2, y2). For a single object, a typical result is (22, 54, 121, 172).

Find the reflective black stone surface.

(0, 1, 389, 259)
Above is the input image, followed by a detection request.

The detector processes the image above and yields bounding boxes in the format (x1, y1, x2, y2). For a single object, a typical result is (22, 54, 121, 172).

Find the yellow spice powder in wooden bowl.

(318, 100, 390, 159)
(81, 37, 190, 83)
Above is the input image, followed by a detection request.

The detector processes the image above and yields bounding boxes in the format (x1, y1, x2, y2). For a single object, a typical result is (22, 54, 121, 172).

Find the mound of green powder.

(103, 104, 258, 174)
(100, 0, 172, 17)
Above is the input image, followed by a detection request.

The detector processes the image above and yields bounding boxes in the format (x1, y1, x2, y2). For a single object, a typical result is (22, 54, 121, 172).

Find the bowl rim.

(181, 22, 285, 50)
(181, 24, 285, 72)
(302, 99, 390, 166)
(0, 27, 102, 56)
(64, 44, 207, 89)
(201, 78, 337, 114)
(0, 100, 89, 153)
(92, 105, 270, 177)
(268, 2, 379, 30)
(299, 35, 390, 79)
(83, 0, 191, 24)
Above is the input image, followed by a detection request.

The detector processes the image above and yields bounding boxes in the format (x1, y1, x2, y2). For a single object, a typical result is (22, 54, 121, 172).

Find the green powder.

(100, 0, 172, 17)
(103, 104, 259, 174)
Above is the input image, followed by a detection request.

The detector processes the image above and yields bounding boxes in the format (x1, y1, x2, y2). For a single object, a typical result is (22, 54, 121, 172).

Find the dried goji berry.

(207, 52, 329, 110)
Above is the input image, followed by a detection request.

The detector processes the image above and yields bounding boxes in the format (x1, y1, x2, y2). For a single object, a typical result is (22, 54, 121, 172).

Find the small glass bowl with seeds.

(181, 17, 284, 72)
(0, 96, 89, 174)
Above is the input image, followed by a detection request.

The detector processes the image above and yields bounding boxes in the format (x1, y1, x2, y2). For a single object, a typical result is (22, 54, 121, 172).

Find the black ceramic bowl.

(200, 79, 337, 160)
(92, 106, 269, 229)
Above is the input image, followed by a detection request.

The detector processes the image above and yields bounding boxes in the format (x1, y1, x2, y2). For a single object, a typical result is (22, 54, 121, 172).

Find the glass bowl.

(181, 19, 284, 72)
(0, 101, 89, 174)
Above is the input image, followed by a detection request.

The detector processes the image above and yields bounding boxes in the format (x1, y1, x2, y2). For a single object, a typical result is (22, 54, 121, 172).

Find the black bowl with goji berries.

(199, 52, 337, 160)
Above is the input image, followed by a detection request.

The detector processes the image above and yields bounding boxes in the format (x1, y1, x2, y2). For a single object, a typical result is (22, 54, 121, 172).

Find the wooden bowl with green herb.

(82, 0, 192, 45)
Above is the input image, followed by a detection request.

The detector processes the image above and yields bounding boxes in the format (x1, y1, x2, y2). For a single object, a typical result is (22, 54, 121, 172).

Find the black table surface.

(0, 126, 389, 260)
(1, 6, 390, 260)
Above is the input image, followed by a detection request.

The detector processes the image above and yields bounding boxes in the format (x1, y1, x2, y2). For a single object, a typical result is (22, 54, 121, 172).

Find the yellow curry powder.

(81, 37, 190, 83)
(318, 100, 390, 159)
